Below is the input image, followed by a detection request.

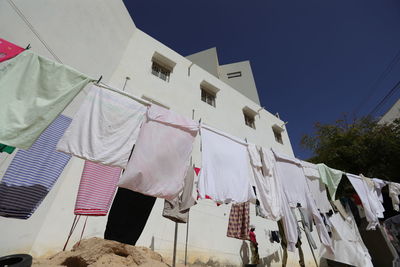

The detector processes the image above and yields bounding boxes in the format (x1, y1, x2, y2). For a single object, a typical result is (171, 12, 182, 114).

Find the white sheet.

(197, 126, 256, 204)
(118, 105, 199, 200)
(57, 84, 146, 168)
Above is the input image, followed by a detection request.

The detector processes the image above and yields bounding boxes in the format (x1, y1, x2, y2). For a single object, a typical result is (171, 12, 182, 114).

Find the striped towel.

(0, 115, 72, 219)
(74, 161, 121, 216)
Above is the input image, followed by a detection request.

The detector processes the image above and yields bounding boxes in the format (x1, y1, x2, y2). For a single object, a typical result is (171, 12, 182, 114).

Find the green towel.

(0, 143, 15, 154)
(0, 50, 91, 149)
(317, 163, 343, 200)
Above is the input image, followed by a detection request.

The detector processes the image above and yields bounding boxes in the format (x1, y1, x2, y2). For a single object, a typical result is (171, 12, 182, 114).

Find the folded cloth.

(389, 182, 400, 212)
(317, 163, 344, 200)
(162, 167, 197, 223)
(118, 105, 199, 200)
(198, 125, 256, 204)
(0, 38, 24, 63)
(74, 161, 122, 216)
(227, 202, 250, 240)
(57, 84, 146, 168)
(0, 115, 72, 219)
(0, 50, 91, 149)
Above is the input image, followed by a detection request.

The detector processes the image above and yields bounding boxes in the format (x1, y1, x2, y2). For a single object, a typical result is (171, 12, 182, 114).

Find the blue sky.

(124, 0, 400, 159)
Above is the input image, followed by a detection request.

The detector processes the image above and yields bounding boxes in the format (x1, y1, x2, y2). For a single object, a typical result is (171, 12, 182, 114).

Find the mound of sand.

(33, 237, 169, 267)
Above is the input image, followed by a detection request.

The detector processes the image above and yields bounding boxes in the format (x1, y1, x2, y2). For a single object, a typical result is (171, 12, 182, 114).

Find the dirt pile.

(33, 237, 169, 267)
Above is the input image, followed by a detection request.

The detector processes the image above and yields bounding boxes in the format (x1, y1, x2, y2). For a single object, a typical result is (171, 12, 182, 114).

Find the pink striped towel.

(74, 161, 122, 216)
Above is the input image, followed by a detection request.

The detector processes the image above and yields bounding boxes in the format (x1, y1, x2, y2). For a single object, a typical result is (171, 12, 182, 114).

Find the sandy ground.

(32, 237, 169, 267)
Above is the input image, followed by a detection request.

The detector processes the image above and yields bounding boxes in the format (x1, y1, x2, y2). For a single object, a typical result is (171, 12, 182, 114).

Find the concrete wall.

(0, 2, 321, 266)
(379, 98, 400, 124)
(186, 47, 220, 78)
(219, 60, 261, 105)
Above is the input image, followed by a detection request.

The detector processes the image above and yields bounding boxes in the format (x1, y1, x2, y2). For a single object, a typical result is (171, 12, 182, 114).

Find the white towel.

(198, 125, 256, 204)
(57, 84, 146, 168)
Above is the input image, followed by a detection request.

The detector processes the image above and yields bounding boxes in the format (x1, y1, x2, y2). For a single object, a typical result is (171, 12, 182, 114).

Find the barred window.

(151, 62, 170, 82)
(273, 128, 283, 144)
(244, 113, 255, 129)
(201, 88, 216, 107)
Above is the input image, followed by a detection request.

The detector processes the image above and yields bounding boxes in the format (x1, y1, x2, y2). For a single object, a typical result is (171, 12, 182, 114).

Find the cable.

(368, 79, 400, 116)
(7, 0, 63, 63)
(353, 47, 400, 116)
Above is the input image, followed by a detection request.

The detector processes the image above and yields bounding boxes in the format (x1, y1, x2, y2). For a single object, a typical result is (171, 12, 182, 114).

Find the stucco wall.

(0, 2, 321, 266)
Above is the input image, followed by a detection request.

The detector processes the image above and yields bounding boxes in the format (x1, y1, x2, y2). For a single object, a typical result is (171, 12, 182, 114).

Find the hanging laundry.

(320, 201, 373, 267)
(74, 161, 122, 216)
(198, 126, 255, 204)
(383, 215, 400, 254)
(317, 163, 343, 200)
(346, 173, 384, 230)
(0, 50, 91, 149)
(162, 167, 197, 223)
(269, 231, 280, 243)
(104, 188, 156, 245)
(0, 143, 15, 154)
(226, 202, 250, 240)
(272, 149, 333, 253)
(301, 161, 332, 213)
(118, 105, 199, 200)
(389, 182, 400, 212)
(248, 144, 281, 220)
(57, 84, 146, 169)
(0, 115, 72, 219)
(0, 38, 24, 63)
(277, 218, 305, 267)
(372, 178, 388, 203)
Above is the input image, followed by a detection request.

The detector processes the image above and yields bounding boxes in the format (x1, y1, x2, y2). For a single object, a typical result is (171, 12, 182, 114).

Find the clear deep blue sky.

(123, 0, 400, 159)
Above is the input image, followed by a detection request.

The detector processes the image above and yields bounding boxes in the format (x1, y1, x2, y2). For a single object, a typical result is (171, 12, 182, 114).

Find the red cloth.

(352, 193, 362, 205)
(74, 161, 122, 216)
(249, 230, 257, 244)
(0, 38, 24, 63)
(226, 202, 250, 240)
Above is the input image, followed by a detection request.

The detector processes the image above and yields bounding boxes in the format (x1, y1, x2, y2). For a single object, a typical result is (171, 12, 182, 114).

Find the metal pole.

(298, 211, 319, 267)
(172, 222, 178, 267)
(184, 212, 190, 265)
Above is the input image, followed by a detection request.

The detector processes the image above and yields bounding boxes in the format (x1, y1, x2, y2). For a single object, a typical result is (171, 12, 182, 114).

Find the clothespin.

(245, 138, 248, 143)
(25, 44, 31, 50)
(96, 75, 103, 84)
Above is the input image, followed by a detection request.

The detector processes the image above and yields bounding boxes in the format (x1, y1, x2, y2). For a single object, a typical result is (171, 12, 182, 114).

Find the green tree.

(301, 116, 400, 183)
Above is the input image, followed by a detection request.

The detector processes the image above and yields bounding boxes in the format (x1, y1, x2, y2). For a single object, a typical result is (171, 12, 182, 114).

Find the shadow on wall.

(240, 240, 250, 265)
(259, 250, 280, 267)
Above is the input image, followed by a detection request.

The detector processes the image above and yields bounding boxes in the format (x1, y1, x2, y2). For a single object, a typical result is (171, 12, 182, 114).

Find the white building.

(379, 98, 400, 124)
(0, 1, 321, 266)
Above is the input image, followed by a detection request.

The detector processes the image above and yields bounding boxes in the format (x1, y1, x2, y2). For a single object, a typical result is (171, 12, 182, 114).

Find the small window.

(273, 128, 283, 144)
(244, 113, 256, 129)
(227, 71, 242, 79)
(201, 88, 216, 107)
(151, 62, 170, 82)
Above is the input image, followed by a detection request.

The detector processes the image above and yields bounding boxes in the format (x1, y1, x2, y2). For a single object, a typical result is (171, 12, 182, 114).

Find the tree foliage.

(301, 116, 400, 182)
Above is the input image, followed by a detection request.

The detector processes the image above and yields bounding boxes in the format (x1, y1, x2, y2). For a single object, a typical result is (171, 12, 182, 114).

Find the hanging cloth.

(372, 178, 388, 203)
(248, 144, 281, 220)
(74, 161, 122, 216)
(0, 50, 91, 149)
(0, 115, 72, 219)
(0, 143, 15, 154)
(389, 182, 400, 212)
(317, 163, 344, 200)
(57, 84, 146, 168)
(198, 125, 256, 204)
(226, 202, 250, 240)
(346, 173, 384, 230)
(301, 161, 332, 213)
(0, 38, 25, 63)
(118, 105, 199, 200)
(272, 149, 333, 253)
(162, 167, 197, 223)
(104, 188, 156, 245)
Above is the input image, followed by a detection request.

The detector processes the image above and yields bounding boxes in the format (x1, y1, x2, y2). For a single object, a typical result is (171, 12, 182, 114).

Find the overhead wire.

(353, 47, 400, 116)
(368, 79, 400, 116)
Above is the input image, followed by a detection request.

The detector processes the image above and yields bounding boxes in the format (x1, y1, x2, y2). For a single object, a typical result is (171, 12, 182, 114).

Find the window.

(151, 62, 170, 82)
(151, 52, 176, 82)
(244, 113, 256, 129)
(273, 127, 283, 144)
(201, 88, 216, 107)
(227, 71, 242, 79)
